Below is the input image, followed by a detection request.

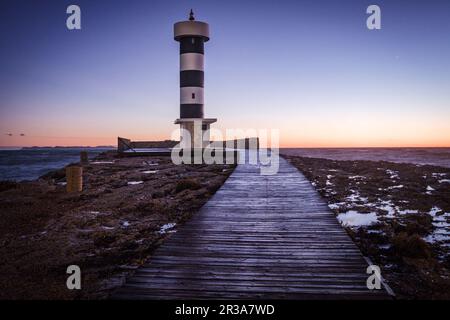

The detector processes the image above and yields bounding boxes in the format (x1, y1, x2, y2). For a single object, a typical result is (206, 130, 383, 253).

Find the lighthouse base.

(175, 118, 217, 149)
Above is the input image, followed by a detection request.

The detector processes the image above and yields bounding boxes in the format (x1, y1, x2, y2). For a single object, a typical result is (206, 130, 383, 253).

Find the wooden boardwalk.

(113, 153, 390, 299)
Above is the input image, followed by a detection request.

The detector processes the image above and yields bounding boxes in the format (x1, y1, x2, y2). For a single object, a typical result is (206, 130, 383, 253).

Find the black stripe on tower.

(180, 70, 204, 87)
(180, 37, 204, 54)
(180, 104, 204, 118)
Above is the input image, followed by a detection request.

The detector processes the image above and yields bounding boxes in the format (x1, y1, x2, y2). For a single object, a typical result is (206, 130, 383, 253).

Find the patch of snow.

(337, 211, 378, 228)
(432, 173, 446, 178)
(376, 200, 419, 217)
(438, 179, 450, 184)
(375, 200, 396, 218)
(328, 202, 345, 210)
(349, 175, 366, 179)
(158, 223, 176, 234)
(387, 185, 403, 190)
(326, 180, 333, 186)
(346, 193, 358, 201)
(425, 185, 435, 195)
(91, 161, 114, 164)
(128, 181, 143, 185)
(57, 182, 67, 186)
(366, 229, 383, 234)
(326, 175, 333, 179)
(345, 191, 367, 203)
(379, 206, 396, 218)
(102, 226, 115, 230)
(386, 169, 399, 179)
(142, 170, 158, 174)
(122, 221, 130, 228)
(397, 208, 418, 215)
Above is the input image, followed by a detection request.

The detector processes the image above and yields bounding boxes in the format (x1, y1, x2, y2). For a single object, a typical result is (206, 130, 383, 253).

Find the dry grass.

(285, 154, 450, 299)
(0, 152, 235, 299)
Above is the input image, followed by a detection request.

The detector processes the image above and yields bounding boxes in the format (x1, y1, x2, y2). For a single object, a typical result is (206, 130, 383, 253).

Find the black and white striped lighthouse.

(174, 10, 216, 149)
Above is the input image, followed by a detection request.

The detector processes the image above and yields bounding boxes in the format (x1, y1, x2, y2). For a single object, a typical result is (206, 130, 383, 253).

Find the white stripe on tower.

(180, 53, 204, 71)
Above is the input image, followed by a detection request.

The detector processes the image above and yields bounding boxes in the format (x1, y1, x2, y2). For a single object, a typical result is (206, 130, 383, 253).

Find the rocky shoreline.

(0, 151, 235, 299)
(284, 155, 450, 299)
(2, 150, 449, 299)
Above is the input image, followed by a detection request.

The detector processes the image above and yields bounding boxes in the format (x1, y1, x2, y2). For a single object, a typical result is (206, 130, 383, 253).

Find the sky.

(0, 0, 449, 147)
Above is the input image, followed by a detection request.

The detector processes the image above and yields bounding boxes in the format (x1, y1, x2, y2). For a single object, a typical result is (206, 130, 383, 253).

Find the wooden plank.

(111, 152, 391, 300)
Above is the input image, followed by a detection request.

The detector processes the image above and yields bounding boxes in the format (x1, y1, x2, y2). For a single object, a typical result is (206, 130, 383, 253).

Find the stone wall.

(118, 136, 259, 152)
(118, 137, 178, 152)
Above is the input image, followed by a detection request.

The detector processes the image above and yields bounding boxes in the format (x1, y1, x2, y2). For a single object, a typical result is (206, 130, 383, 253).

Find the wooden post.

(80, 151, 88, 165)
(66, 166, 83, 193)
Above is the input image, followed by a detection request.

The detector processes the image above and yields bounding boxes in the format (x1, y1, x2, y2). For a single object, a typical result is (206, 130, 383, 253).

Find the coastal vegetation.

(285, 155, 450, 299)
(0, 151, 235, 299)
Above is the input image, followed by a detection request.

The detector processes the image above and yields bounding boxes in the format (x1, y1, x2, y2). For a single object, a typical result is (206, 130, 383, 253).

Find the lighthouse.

(174, 10, 216, 149)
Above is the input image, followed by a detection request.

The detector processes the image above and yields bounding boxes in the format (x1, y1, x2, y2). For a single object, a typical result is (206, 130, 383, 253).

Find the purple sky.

(1, 0, 449, 147)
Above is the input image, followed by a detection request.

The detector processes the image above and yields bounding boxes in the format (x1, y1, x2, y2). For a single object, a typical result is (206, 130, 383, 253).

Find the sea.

(281, 148, 450, 168)
(0, 147, 113, 181)
(1, 147, 449, 182)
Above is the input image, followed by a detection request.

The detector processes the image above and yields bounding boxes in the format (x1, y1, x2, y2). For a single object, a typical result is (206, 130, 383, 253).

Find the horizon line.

(1, 145, 450, 149)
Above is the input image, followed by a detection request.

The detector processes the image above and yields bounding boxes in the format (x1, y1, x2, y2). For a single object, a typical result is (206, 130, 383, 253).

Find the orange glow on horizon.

(1, 136, 449, 148)
(1, 113, 449, 148)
